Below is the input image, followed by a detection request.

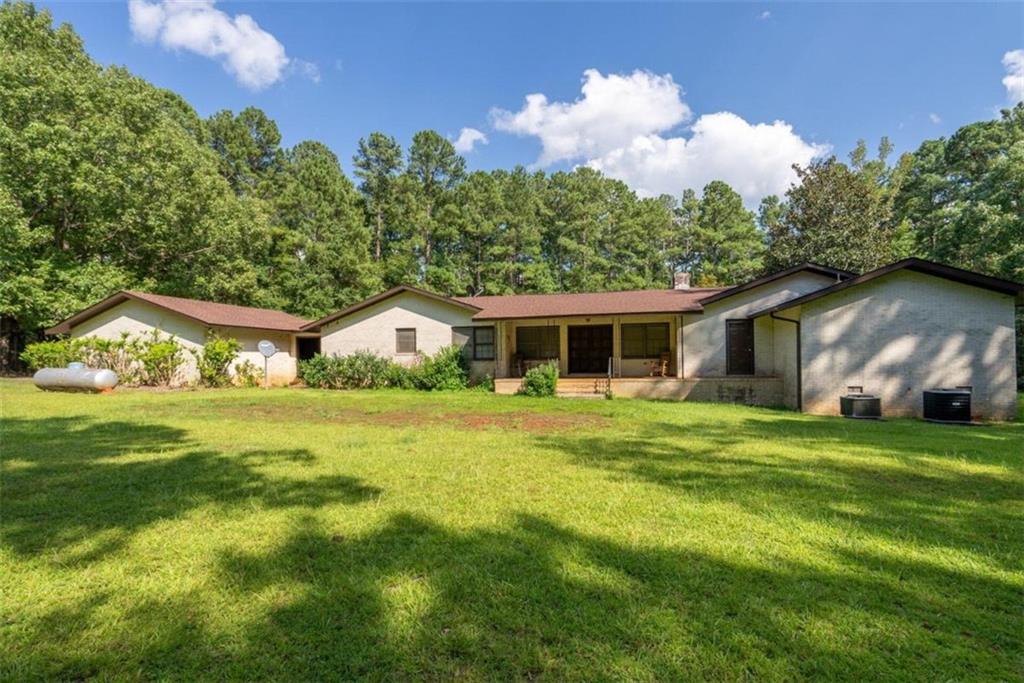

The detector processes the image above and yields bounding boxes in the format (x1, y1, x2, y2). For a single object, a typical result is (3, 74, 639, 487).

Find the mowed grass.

(1, 379, 1022, 681)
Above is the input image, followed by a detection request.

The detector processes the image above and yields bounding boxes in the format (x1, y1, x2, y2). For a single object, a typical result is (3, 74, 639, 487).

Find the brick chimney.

(673, 272, 691, 290)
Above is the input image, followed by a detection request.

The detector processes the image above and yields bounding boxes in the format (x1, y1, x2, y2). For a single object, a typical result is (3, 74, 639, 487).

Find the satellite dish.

(258, 340, 277, 358)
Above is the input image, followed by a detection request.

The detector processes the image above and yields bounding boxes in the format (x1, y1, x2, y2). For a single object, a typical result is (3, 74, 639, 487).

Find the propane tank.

(34, 364, 119, 393)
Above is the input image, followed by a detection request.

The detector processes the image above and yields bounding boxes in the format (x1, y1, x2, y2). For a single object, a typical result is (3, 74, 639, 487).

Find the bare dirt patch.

(453, 412, 610, 434)
(204, 404, 610, 434)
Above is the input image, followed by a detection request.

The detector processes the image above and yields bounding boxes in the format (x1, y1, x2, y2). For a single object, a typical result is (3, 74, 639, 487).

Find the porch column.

(612, 317, 621, 377)
(558, 320, 569, 376)
(676, 316, 684, 379)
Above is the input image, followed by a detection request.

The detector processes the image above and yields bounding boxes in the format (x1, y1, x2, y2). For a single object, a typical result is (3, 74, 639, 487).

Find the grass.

(1, 378, 1022, 681)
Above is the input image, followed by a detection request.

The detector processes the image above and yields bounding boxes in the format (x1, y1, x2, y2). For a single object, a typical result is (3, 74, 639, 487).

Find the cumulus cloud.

(491, 69, 691, 166)
(1003, 49, 1024, 103)
(491, 68, 825, 205)
(928, 113, 942, 124)
(588, 112, 827, 203)
(759, 10, 772, 20)
(452, 127, 488, 153)
(128, 0, 313, 90)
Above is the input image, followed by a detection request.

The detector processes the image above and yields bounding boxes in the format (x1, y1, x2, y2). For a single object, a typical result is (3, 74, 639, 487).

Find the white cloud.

(588, 112, 827, 203)
(928, 112, 942, 124)
(759, 10, 772, 20)
(128, 0, 314, 90)
(491, 69, 826, 205)
(452, 127, 488, 154)
(1002, 49, 1024, 103)
(491, 69, 691, 166)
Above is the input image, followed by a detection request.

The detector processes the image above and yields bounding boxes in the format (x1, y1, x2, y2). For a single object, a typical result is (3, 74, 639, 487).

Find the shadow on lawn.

(19, 512, 1021, 681)
(0, 416, 381, 561)
(536, 415, 1024, 569)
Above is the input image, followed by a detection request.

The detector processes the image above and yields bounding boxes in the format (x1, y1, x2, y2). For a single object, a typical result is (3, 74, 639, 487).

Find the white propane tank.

(33, 365, 119, 393)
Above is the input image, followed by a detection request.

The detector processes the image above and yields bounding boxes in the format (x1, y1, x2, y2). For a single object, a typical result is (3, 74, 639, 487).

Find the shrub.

(137, 330, 184, 386)
(23, 331, 183, 387)
(412, 345, 468, 391)
(385, 362, 415, 390)
(519, 362, 559, 397)
(20, 338, 89, 370)
(86, 333, 144, 384)
(300, 351, 393, 390)
(299, 347, 469, 392)
(298, 354, 339, 389)
(336, 350, 394, 389)
(191, 334, 242, 387)
(234, 360, 262, 388)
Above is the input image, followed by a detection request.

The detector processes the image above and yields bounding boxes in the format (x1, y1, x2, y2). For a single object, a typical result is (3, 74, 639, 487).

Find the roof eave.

(303, 286, 481, 331)
(748, 258, 1024, 317)
(470, 307, 706, 321)
(698, 263, 855, 306)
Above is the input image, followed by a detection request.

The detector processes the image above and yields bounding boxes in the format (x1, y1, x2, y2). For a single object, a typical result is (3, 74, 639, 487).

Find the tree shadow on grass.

(15, 512, 1020, 680)
(535, 415, 1024, 570)
(0, 417, 381, 562)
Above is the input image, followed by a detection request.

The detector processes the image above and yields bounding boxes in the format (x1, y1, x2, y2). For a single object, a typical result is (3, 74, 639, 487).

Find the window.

(621, 323, 670, 358)
(396, 328, 416, 354)
(726, 319, 754, 375)
(516, 326, 559, 360)
(452, 326, 496, 361)
(472, 327, 495, 360)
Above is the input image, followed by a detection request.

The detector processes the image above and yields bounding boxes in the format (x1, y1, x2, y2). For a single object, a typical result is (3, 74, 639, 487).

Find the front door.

(568, 325, 613, 374)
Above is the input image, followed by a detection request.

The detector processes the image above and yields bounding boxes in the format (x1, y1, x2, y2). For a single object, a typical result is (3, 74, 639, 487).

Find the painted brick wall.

(70, 300, 298, 385)
(800, 270, 1018, 420)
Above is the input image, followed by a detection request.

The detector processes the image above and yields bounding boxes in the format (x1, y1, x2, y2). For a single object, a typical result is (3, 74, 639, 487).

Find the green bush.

(385, 362, 415, 390)
(137, 330, 184, 386)
(298, 354, 338, 389)
(412, 345, 468, 391)
(519, 362, 559, 397)
(20, 338, 89, 370)
(299, 346, 469, 392)
(86, 333, 144, 384)
(191, 334, 242, 387)
(337, 350, 395, 389)
(299, 351, 393, 389)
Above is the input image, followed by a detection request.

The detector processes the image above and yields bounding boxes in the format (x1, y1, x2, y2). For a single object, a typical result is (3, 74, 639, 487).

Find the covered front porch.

(492, 314, 685, 380)
(489, 313, 785, 406)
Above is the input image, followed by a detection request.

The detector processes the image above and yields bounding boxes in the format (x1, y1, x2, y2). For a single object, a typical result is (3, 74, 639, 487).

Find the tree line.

(1, 2, 1022, 371)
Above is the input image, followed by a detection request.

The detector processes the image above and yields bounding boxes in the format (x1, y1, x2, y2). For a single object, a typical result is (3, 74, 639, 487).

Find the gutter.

(770, 312, 802, 412)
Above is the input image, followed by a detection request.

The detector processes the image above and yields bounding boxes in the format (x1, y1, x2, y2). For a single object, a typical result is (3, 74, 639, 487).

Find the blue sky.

(41, 1, 1024, 204)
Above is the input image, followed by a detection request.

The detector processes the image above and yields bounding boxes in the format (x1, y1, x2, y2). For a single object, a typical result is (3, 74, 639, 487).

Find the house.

(49, 258, 1022, 419)
(45, 291, 315, 386)
(302, 258, 1022, 419)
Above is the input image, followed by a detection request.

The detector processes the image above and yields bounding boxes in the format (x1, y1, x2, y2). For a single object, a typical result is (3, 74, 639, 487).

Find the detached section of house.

(302, 258, 1022, 419)
(46, 291, 315, 386)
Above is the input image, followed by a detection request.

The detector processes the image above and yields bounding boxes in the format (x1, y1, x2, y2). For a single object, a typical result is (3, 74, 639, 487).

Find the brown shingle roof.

(454, 288, 728, 320)
(46, 291, 310, 335)
(302, 286, 480, 331)
(747, 258, 1024, 318)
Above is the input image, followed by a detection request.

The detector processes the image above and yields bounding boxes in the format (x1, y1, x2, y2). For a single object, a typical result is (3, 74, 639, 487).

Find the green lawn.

(1, 379, 1021, 681)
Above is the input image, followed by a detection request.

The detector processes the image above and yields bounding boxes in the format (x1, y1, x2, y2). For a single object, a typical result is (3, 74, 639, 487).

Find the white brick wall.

(799, 270, 1018, 419)
(681, 271, 837, 380)
(319, 292, 489, 368)
(70, 300, 299, 386)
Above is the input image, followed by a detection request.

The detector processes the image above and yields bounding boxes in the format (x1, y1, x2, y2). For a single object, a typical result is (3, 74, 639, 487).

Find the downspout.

(770, 312, 801, 412)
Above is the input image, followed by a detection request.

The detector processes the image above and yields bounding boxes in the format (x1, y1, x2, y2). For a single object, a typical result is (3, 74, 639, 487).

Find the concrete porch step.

(556, 392, 607, 399)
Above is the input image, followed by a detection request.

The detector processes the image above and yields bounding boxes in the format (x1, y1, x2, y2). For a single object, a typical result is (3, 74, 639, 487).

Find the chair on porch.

(649, 352, 671, 377)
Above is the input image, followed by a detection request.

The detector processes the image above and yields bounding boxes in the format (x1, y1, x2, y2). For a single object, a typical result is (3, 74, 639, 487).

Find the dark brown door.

(726, 319, 755, 375)
(568, 325, 613, 374)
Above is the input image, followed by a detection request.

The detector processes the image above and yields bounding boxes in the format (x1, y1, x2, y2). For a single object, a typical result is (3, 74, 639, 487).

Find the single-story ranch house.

(49, 258, 1022, 419)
